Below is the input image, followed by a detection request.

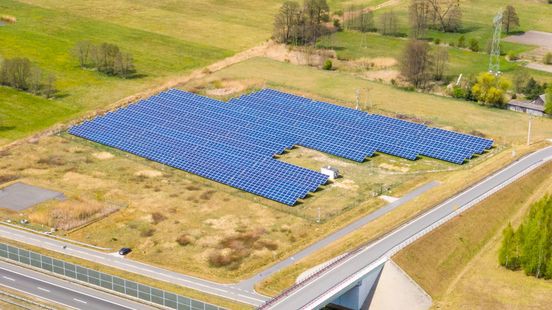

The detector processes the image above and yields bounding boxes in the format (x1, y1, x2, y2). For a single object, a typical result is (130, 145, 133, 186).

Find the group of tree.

(399, 39, 449, 89)
(273, 0, 330, 45)
(408, 0, 462, 38)
(342, 5, 375, 32)
(513, 71, 549, 100)
(0, 56, 57, 98)
(499, 195, 552, 279)
(74, 41, 136, 78)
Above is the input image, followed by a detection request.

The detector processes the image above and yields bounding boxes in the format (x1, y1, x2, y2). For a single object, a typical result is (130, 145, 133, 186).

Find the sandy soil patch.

(134, 170, 163, 178)
(203, 215, 240, 231)
(331, 179, 359, 191)
(62, 172, 110, 190)
(363, 70, 400, 82)
(205, 80, 249, 96)
(92, 152, 114, 160)
(263, 42, 336, 67)
(379, 163, 410, 173)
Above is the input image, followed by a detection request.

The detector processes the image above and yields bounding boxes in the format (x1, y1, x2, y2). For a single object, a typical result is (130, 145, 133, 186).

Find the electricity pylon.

(489, 10, 503, 75)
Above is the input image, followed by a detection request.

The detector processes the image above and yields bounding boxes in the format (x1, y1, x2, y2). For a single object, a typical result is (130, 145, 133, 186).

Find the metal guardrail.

(259, 152, 552, 309)
(0, 243, 224, 310)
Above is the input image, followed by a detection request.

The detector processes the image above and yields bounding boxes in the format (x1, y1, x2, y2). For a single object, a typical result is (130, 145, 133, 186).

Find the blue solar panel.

(68, 88, 493, 205)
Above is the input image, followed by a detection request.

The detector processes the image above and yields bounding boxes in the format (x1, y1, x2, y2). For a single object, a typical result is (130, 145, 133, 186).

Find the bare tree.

(44, 74, 57, 99)
(379, 11, 399, 36)
(74, 40, 93, 67)
(29, 66, 42, 95)
(502, 5, 520, 34)
(400, 39, 433, 89)
(273, 1, 301, 43)
(426, 0, 462, 32)
(409, 0, 430, 38)
(432, 46, 449, 80)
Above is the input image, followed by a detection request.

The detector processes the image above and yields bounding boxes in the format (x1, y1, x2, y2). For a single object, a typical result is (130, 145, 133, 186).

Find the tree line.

(0, 56, 57, 98)
(73, 41, 136, 78)
(499, 195, 552, 279)
(409, 0, 462, 38)
(273, 0, 330, 45)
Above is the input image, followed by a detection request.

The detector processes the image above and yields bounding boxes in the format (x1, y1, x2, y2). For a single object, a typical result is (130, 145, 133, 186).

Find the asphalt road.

(0, 224, 268, 306)
(265, 146, 552, 309)
(0, 261, 153, 310)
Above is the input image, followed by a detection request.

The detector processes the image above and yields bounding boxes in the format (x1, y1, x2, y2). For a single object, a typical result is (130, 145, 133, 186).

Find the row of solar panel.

(163, 89, 473, 164)
(254, 89, 493, 150)
(70, 120, 327, 205)
(239, 89, 492, 161)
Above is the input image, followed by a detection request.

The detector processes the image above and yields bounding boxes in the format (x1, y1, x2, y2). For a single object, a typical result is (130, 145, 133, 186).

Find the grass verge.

(393, 159, 552, 307)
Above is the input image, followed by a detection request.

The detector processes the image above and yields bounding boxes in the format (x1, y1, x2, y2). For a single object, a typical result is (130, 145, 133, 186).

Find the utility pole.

(355, 89, 360, 110)
(527, 115, 532, 146)
(317, 207, 321, 223)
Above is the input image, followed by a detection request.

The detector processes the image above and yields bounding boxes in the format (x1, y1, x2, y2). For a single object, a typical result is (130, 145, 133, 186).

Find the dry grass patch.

(0, 15, 16, 24)
(394, 160, 552, 302)
(28, 200, 118, 231)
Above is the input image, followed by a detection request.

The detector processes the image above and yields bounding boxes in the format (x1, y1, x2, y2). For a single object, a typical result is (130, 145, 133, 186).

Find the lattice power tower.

(489, 10, 503, 75)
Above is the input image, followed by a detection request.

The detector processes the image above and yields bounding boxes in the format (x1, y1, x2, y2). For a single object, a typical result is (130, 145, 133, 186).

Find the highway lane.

(0, 261, 153, 310)
(0, 225, 268, 306)
(265, 146, 552, 309)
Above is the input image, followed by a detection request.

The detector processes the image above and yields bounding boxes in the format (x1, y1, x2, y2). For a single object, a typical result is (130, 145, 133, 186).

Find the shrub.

(176, 234, 193, 246)
(140, 228, 155, 237)
(37, 155, 65, 166)
(434, 38, 441, 45)
(544, 52, 552, 65)
(457, 35, 466, 48)
(452, 86, 466, 99)
(469, 39, 480, 52)
(449, 41, 455, 47)
(151, 212, 167, 224)
(506, 50, 519, 61)
(323, 59, 333, 70)
(471, 72, 511, 106)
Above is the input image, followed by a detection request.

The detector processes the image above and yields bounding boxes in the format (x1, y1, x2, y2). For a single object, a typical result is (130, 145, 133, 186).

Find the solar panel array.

(69, 88, 493, 205)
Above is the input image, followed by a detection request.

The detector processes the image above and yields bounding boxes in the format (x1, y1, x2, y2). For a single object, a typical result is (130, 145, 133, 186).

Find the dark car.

(118, 247, 132, 256)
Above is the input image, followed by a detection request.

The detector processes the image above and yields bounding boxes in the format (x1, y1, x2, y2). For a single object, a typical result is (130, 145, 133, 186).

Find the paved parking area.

(504, 31, 552, 49)
(0, 182, 65, 211)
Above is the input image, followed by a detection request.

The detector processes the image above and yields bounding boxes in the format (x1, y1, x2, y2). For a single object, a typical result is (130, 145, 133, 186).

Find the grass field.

(318, 31, 552, 82)
(0, 0, 237, 145)
(3, 56, 551, 286)
(394, 160, 552, 309)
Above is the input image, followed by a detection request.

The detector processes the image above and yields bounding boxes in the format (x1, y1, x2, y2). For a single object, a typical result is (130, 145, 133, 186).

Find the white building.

(321, 166, 339, 180)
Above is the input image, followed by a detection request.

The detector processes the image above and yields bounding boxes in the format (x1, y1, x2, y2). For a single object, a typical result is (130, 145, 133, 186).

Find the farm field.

(2, 57, 552, 286)
(394, 159, 552, 309)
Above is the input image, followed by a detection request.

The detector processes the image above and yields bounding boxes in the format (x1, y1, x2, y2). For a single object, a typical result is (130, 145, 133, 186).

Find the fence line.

(0, 243, 224, 310)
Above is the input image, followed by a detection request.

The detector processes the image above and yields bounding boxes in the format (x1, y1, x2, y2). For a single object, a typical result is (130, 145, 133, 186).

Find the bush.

(469, 39, 480, 52)
(544, 52, 552, 65)
(506, 50, 519, 61)
(452, 86, 466, 99)
(457, 35, 466, 48)
(434, 38, 441, 45)
(323, 59, 333, 70)
(151, 212, 167, 225)
(140, 228, 155, 237)
(176, 234, 193, 246)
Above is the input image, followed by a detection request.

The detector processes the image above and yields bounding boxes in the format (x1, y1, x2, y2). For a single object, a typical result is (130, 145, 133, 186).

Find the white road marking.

(2, 276, 15, 281)
(73, 298, 87, 304)
(37, 287, 50, 293)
